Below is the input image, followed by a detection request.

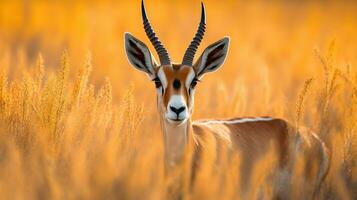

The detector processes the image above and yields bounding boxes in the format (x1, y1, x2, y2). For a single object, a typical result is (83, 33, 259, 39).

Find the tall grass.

(0, 1, 357, 199)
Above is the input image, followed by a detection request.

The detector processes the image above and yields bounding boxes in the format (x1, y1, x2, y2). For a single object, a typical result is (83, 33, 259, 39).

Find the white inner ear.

(124, 33, 156, 77)
(142, 47, 154, 74)
(135, 40, 156, 76)
(151, 54, 158, 68)
(186, 69, 196, 89)
(201, 44, 225, 73)
(195, 38, 229, 77)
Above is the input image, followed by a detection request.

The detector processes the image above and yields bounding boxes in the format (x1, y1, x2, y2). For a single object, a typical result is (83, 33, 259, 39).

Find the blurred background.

(0, 1, 357, 199)
(1, 1, 357, 113)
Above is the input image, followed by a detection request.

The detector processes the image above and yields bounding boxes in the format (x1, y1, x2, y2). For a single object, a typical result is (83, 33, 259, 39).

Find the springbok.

(124, 1, 330, 198)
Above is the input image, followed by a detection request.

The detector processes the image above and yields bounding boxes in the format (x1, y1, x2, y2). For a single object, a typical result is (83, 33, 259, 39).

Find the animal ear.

(124, 32, 157, 77)
(193, 37, 229, 78)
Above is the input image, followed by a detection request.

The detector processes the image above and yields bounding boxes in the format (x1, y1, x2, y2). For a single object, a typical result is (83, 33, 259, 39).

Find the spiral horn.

(142, 0, 171, 65)
(182, 2, 206, 66)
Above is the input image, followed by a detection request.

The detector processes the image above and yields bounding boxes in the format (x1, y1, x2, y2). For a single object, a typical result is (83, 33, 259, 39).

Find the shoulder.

(193, 117, 292, 140)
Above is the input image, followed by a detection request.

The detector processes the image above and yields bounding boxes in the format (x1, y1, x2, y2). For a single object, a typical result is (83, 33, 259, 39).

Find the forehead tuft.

(162, 65, 191, 74)
(160, 65, 193, 84)
(172, 64, 181, 70)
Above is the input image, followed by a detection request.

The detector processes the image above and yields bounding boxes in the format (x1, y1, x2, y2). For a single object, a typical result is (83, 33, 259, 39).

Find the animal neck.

(160, 117, 194, 170)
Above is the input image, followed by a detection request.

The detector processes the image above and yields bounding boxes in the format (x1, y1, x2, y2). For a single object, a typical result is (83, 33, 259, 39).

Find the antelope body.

(124, 1, 330, 198)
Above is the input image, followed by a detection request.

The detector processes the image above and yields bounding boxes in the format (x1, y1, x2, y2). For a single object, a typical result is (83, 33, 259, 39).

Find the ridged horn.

(142, 0, 171, 65)
(182, 2, 206, 66)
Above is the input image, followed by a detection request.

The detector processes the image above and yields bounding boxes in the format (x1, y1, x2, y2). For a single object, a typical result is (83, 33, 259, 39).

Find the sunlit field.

(0, 0, 356, 199)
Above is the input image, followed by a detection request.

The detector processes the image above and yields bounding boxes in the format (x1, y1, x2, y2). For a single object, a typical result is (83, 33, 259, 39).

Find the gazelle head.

(124, 0, 229, 125)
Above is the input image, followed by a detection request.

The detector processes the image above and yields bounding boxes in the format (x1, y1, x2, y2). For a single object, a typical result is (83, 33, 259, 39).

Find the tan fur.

(126, 13, 330, 198)
(136, 61, 329, 198)
(161, 65, 191, 106)
(191, 118, 330, 199)
(152, 63, 329, 198)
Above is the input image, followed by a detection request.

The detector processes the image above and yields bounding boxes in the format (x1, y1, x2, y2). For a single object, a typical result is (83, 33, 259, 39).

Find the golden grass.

(0, 0, 356, 199)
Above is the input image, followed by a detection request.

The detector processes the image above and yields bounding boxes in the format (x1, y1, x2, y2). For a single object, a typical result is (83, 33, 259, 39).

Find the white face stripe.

(194, 117, 274, 125)
(157, 67, 167, 88)
(169, 95, 186, 108)
(166, 95, 189, 120)
(185, 69, 196, 89)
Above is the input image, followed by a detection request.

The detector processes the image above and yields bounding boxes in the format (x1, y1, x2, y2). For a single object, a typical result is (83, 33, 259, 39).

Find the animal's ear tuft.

(193, 37, 230, 78)
(124, 32, 157, 77)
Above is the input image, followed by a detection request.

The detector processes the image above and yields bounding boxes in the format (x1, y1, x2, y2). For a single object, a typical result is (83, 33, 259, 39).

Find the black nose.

(170, 106, 186, 116)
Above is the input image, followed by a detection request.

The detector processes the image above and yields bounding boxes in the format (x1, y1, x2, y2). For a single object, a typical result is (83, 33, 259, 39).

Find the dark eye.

(190, 78, 199, 89)
(152, 78, 162, 88)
